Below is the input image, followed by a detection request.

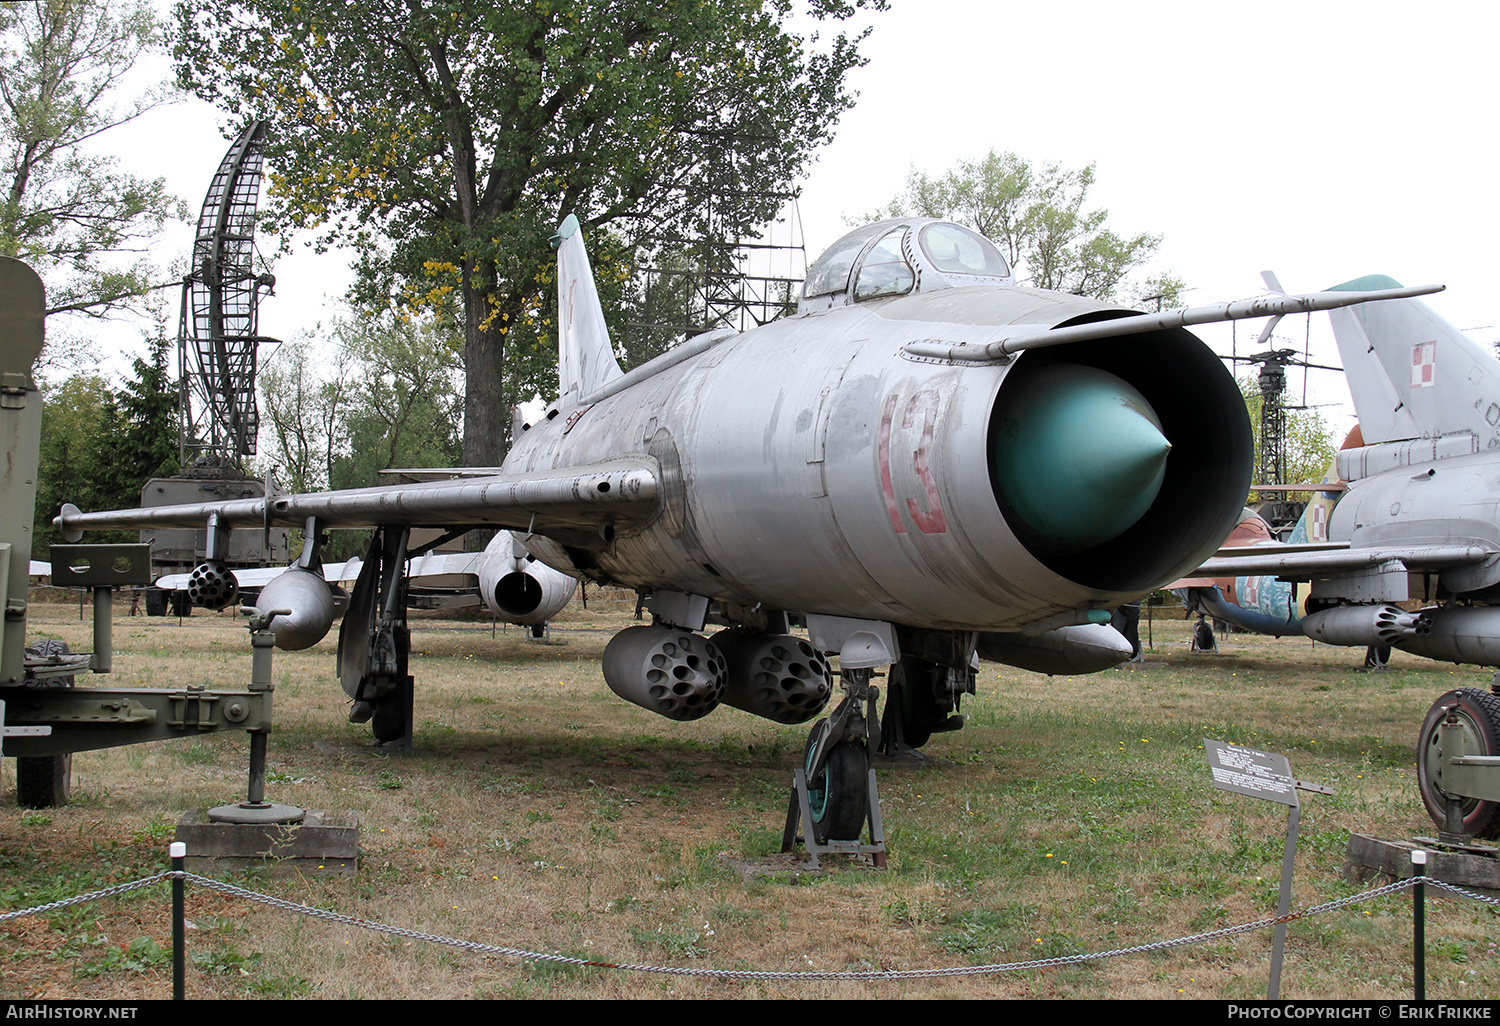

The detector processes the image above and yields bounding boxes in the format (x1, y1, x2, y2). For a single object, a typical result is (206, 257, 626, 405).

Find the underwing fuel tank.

(1397, 607, 1500, 666)
(508, 286, 1253, 632)
(976, 624, 1134, 675)
(477, 532, 577, 626)
(256, 567, 336, 651)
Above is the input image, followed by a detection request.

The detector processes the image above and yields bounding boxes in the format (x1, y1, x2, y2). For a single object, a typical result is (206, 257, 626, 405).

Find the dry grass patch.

(1, 603, 1499, 998)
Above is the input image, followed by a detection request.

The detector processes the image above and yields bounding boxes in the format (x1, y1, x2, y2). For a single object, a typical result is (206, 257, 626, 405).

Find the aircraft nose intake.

(992, 364, 1171, 555)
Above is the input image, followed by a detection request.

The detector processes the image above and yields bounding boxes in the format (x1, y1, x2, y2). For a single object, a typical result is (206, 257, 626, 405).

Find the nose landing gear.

(783, 667, 887, 868)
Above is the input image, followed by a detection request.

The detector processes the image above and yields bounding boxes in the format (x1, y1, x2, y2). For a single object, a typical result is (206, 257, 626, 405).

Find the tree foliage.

(869, 148, 1181, 304)
(32, 336, 181, 555)
(258, 311, 463, 495)
(0, 0, 184, 353)
(175, 0, 884, 465)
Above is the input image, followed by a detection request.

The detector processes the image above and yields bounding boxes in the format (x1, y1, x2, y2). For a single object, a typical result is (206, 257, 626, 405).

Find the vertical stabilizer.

(1327, 275, 1500, 444)
(553, 214, 624, 401)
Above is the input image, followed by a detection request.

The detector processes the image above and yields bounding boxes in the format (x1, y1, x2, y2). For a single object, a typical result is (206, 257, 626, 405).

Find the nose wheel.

(783, 668, 886, 867)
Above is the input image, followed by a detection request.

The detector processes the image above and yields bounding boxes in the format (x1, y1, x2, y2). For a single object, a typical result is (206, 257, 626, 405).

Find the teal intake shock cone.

(991, 364, 1171, 554)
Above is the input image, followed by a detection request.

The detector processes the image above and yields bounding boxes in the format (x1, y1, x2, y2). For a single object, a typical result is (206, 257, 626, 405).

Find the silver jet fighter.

(56, 216, 1431, 839)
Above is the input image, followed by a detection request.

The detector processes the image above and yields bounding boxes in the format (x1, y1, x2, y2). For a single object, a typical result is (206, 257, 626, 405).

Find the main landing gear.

(342, 527, 415, 750)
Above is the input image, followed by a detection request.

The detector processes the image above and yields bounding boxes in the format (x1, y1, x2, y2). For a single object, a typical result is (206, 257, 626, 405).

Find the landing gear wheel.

(883, 659, 937, 751)
(371, 697, 408, 744)
(1418, 687, 1500, 839)
(804, 719, 869, 844)
(1192, 618, 1216, 652)
(17, 640, 73, 808)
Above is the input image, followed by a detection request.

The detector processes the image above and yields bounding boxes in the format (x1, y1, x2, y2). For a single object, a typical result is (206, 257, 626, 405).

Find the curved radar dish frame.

(179, 120, 281, 468)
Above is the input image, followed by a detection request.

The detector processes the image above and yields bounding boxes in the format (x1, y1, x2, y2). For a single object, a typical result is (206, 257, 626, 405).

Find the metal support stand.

(782, 674, 887, 869)
(1268, 803, 1299, 1000)
(374, 674, 415, 755)
(1413, 849, 1427, 1001)
(783, 764, 886, 870)
(179, 605, 357, 874)
(207, 606, 302, 825)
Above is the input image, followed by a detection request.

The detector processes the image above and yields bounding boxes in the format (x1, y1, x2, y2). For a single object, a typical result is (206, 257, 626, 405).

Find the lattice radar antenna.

(178, 121, 279, 469)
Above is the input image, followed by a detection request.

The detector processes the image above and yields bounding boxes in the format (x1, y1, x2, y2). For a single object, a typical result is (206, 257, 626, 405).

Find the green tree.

(31, 340, 178, 555)
(868, 149, 1179, 302)
(326, 313, 464, 489)
(257, 333, 353, 494)
(0, 0, 185, 360)
(105, 334, 180, 489)
(258, 310, 464, 492)
(174, 0, 884, 466)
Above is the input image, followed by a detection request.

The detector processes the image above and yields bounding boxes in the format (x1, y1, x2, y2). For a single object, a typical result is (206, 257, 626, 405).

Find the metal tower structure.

(178, 120, 279, 470)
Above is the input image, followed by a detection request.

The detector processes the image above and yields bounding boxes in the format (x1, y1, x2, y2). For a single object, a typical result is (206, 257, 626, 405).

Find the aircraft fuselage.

(506, 284, 1251, 633)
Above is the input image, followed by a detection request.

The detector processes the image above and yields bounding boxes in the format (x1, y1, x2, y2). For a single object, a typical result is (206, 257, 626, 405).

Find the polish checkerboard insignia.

(1411, 340, 1436, 387)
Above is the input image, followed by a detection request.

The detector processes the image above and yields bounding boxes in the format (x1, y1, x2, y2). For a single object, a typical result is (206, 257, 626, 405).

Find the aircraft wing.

(1196, 544, 1495, 579)
(154, 551, 484, 592)
(57, 457, 660, 542)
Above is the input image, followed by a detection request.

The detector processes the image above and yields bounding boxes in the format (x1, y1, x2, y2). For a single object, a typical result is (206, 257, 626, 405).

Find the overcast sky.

(101, 0, 1500, 435)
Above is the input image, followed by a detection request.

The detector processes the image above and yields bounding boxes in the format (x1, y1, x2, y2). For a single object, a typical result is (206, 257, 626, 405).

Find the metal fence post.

(171, 841, 186, 1001)
(1412, 849, 1427, 1001)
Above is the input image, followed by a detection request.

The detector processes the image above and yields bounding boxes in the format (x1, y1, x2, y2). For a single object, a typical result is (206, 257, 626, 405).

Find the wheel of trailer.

(17, 640, 73, 808)
(169, 590, 191, 617)
(1417, 687, 1500, 839)
(804, 719, 868, 844)
(145, 587, 168, 617)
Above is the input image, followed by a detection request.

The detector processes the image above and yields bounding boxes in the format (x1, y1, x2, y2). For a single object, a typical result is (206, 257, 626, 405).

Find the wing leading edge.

(56, 456, 661, 541)
(1197, 544, 1496, 579)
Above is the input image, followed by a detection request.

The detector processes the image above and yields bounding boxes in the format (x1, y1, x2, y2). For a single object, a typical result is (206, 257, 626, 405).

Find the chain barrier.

(3, 870, 1493, 982)
(0, 873, 170, 923)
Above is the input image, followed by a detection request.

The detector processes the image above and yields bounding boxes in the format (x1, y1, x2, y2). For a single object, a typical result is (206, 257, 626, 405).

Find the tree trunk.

(460, 261, 506, 468)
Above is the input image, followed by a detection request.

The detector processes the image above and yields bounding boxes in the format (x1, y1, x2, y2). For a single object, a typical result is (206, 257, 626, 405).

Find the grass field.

(2, 597, 1498, 1000)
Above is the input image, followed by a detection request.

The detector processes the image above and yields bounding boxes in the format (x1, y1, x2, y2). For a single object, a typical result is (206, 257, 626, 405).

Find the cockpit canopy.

(798, 218, 1014, 314)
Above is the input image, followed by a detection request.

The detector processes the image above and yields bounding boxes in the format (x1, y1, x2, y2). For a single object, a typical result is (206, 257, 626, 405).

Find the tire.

(372, 697, 407, 743)
(804, 719, 869, 844)
(17, 640, 73, 808)
(145, 587, 168, 617)
(884, 658, 938, 750)
(1193, 619, 1216, 652)
(1417, 687, 1500, 839)
(170, 590, 192, 617)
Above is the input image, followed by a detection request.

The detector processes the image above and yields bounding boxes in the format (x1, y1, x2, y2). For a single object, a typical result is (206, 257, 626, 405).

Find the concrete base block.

(175, 808, 360, 877)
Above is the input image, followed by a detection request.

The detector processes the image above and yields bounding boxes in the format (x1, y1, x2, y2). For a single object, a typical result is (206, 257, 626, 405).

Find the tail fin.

(1327, 274, 1500, 444)
(553, 214, 624, 401)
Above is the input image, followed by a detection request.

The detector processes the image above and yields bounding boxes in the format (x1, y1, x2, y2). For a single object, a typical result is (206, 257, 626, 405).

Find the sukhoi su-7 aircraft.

(56, 216, 1431, 842)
